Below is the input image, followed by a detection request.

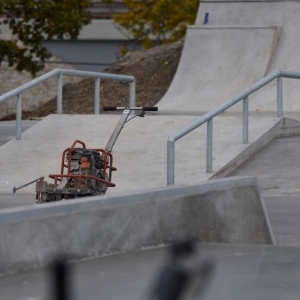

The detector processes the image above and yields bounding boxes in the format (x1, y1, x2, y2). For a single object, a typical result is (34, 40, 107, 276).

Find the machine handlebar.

(103, 106, 117, 111)
(143, 107, 158, 111)
(103, 106, 158, 112)
(104, 106, 158, 152)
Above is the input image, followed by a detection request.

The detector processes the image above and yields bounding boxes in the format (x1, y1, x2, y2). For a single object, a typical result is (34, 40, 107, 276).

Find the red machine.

(13, 106, 158, 203)
(35, 139, 117, 202)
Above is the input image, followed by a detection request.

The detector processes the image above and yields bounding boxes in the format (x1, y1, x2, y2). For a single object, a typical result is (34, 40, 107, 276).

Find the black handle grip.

(143, 107, 158, 111)
(103, 106, 117, 111)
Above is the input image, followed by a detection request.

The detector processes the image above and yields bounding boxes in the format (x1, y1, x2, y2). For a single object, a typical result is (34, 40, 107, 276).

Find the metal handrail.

(167, 70, 300, 185)
(0, 68, 136, 140)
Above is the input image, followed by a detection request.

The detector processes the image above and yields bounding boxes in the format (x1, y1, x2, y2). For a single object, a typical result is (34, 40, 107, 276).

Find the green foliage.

(0, 0, 92, 76)
(103, 0, 199, 50)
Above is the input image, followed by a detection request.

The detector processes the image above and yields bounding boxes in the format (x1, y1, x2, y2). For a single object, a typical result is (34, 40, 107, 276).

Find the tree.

(0, 0, 92, 76)
(103, 0, 199, 50)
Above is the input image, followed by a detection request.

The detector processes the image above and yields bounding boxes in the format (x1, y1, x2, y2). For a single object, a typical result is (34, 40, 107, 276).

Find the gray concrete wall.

(0, 176, 273, 274)
(211, 118, 300, 179)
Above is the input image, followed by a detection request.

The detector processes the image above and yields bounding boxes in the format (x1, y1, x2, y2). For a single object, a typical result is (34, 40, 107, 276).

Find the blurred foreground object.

(148, 236, 214, 300)
(52, 257, 72, 300)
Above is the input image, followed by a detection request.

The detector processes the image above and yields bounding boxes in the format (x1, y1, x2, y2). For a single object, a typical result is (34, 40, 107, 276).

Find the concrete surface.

(0, 121, 38, 208)
(2, 241, 300, 300)
(5, 117, 299, 207)
(264, 195, 300, 247)
(212, 117, 300, 178)
(228, 134, 300, 195)
(4, 0, 300, 197)
(1, 194, 299, 300)
(0, 194, 36, 209)
(3, 1, 300, 298)
(0, 176, 273, 274)
(157, 25, 278, 114)
(0, 114, 286, 195)
(158, 0, 300, 114)
(0, 120, 39, 146)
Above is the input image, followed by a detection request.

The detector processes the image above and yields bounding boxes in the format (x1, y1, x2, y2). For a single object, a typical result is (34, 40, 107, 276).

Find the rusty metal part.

(35, 140, 117, 203)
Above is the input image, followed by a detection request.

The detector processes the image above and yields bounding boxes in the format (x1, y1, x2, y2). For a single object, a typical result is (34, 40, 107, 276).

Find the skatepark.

(2, 0, 300, 299)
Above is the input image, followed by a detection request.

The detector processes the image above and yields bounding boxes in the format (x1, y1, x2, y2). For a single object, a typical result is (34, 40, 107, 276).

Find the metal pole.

(277, 76, 283, 117)
(243, 96, 249, 144)
(52, 257, 71, 300)
(129, 80, 136, 107)
(13, 176, 44, 193)
(57, 74, 63, 114)
(167, 139, 175, 185)
(94, 78, 100, 114)
(206, 119, 213, 173)
(16, 94, 22, 140)
(105, 109, 131, 152)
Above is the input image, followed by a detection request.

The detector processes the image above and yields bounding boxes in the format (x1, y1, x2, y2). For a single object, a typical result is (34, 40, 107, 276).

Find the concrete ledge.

(211, 118, 300, 178)
(277, 118, 300, 137)
(0, 176, 273, 274)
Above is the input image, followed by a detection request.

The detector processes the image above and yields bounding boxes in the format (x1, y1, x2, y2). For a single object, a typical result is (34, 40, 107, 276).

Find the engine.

(64, 148, 109, 194)
(36, 141, 116, 203)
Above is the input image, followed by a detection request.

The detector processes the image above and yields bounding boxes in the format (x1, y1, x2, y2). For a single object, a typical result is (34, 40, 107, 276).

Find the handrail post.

(277, 76, 283, 117)
(243, 96, 249, 144)
(94, 78, 100, 114)
(129, 80, 136, 107)
(206, 118, 213, 173)
(16, 94, 22, 140)
(57, 74, 63, 114)
(167, 139, 175, 185)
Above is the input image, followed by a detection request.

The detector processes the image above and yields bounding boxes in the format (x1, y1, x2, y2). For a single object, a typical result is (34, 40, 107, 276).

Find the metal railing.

(0, 68, 136, 140)
(167, 70, 300, 185)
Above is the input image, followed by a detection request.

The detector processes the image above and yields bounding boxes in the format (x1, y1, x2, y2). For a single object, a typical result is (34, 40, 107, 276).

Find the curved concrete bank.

(158, 0, 300, 114)
(0, 176, 273, 274)
(158, 25, 278, 113)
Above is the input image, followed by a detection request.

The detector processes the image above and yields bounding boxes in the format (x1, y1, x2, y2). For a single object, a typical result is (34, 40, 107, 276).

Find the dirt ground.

(9, 39, 183, 119)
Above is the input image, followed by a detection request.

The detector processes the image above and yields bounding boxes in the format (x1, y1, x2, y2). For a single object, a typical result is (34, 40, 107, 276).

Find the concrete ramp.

(212, 118, 300, 179)
(157, 25, 278, 114)
(201, 0, 300, 113)
(0, 114, 285, 195)
(158, 0, 300, 114)
(0, 176, 274, 274)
